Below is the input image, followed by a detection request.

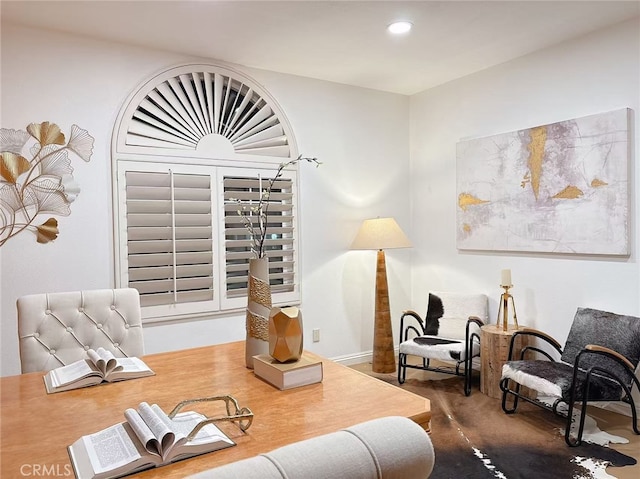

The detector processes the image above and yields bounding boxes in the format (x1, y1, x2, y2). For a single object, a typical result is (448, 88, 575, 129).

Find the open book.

(68, 401, 236, 479)
(44, 348, 154, 393)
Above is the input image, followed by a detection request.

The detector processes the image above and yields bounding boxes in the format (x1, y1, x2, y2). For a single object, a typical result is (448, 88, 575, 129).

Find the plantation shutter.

(125, 169, 215, 308)
(116, 65, 294, 159)
(222, 172, 295, 298)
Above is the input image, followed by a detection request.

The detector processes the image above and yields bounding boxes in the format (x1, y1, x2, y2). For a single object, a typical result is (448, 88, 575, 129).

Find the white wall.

(2, 17, 638, 381)
(0, 24, 411, 376)
(409, 17, 640, 342)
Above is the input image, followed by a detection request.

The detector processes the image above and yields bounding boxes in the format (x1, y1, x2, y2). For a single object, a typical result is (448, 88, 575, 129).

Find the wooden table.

(1, 341, 430, 478)
(480, 324, 529, 399)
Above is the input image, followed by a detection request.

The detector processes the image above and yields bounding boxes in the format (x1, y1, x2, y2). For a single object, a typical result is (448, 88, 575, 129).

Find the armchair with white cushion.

(398, 291, 488, 396)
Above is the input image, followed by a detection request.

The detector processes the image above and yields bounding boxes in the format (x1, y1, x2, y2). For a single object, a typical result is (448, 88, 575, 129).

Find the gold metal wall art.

(0, 122, 94, 247)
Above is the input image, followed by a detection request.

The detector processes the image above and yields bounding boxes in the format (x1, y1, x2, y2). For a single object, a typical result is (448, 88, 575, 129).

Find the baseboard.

(331, 351, 373, 366)
(591, 400, 639, 418)
(330, 348, 400, 366)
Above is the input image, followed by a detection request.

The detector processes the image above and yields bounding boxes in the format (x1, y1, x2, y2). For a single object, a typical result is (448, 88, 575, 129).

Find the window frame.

(115, 160, 220, 321)
(111, 63, 300, 324)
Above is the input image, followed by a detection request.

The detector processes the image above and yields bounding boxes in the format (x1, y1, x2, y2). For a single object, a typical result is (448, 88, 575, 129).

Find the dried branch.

(230, 154, 321, 259)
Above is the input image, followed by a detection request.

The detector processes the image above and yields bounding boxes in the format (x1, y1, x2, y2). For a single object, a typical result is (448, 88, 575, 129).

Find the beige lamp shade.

(350, 217, 412, 251)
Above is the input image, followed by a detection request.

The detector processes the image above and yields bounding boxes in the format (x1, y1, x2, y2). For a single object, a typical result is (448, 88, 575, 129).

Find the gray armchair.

(500, 307, 640, 446)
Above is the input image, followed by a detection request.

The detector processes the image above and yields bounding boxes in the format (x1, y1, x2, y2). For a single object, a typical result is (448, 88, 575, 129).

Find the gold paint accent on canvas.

(458, 193, 489, 211)
(591, 178, 608, 188)
(249, 274, 272, 308)
(552, 185, 583, 200)
(527, 126, 547, 200)
(246, 310, 269, 341)
(462, 223, 471, 234)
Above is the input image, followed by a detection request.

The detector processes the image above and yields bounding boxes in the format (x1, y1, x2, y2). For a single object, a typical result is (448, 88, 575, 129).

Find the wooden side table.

(480, 324, 529, 399)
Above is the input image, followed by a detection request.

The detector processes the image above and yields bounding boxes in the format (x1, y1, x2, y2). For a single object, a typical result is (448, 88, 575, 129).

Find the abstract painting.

(456, 108, 631, 255)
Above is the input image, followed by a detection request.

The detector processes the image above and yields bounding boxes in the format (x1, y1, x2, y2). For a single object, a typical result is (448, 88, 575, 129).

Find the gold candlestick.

(496, 284, 518, 331)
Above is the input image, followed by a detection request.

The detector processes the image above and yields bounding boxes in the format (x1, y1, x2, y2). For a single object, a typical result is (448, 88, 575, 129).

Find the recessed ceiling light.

(387, 21, 412, 35)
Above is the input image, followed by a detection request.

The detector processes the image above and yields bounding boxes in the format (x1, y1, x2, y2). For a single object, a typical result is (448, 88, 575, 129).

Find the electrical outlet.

(312, 329, 320, 342)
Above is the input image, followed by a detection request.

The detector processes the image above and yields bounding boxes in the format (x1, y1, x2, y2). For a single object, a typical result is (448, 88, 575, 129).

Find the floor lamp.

(351, 217, 412, 373)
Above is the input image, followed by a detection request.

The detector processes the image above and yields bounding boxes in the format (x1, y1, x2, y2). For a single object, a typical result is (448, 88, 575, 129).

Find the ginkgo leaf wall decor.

(0, 122, 94, 247)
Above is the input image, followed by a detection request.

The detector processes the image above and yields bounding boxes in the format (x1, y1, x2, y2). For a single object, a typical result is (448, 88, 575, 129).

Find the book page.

(102, 357, 154, 383)
(171, 411, 229, 445)
(87, 349, 103, 374)
(151, 404, 181, 433)
(82, 423, 142, 474)
(115, 357, 151, 373)
(124, 407, 160, 456)
(92, 347, 120, 375)
(136, 402, 175, 460)
(48, 359, 99, 387)
(163, 411, 235, 464)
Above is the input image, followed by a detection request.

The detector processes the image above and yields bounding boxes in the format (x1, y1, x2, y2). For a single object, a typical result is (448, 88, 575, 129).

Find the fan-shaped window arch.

(112, 63, 301, 323)
(114, 63, 297, 159)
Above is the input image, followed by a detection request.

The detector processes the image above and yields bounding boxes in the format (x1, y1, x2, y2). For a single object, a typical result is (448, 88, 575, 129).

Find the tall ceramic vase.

(245, 257, 272, 368)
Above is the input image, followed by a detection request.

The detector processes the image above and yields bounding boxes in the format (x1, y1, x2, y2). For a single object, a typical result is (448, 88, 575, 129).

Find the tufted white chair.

(18, 288, 144, 373)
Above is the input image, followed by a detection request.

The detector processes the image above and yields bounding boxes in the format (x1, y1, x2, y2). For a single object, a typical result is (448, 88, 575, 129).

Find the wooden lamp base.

(372, 250, 396, 373)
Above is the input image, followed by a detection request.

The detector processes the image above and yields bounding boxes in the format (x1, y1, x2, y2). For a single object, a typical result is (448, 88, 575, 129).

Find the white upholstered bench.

(188, 416, 435, 479)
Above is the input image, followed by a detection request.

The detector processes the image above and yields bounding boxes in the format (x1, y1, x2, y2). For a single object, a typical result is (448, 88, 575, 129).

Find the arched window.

(112, 63, 300, 323)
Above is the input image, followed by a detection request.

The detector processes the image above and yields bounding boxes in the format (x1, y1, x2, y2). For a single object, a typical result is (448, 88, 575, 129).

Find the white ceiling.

(2, 1, 639, 95)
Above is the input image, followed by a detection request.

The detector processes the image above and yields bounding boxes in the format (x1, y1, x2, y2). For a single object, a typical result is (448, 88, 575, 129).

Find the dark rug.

(378, 375, 636, 479)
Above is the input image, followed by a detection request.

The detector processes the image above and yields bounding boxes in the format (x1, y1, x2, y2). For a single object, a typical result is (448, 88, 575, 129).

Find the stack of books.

(253, 353, 323, 390)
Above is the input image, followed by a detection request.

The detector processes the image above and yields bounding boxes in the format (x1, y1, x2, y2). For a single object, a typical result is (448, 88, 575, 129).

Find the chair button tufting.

(66, 327, 73, 332)
(84, 345, 90, 351)
(45, 309, 51, 315)
(113, 342, 119, 347)
(125, 324, 130, 329)
(34, 333, 40, 338)
(50, 349, 56, 354)
(110, 305, 116, 310)
(78, 307, 84, 313)
(97, 323, 103, 329)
